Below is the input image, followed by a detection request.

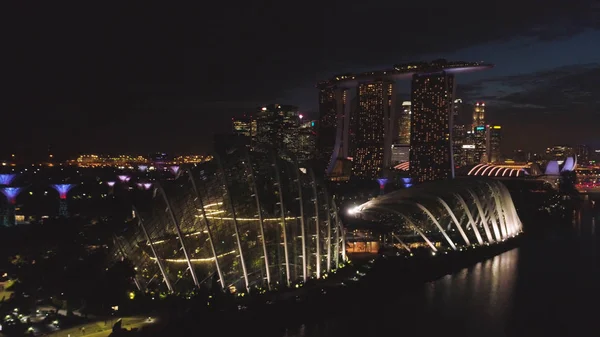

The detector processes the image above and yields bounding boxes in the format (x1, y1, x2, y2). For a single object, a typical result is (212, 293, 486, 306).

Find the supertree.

(169, 165, 180, 175)
(0, 174, 17, 186)
(136, 182, 153, 190)
(1, 187, 22, 226)
(401, 177, 413, 188)
(118, 175, 131, 183)
(377, 178, 389, 195)
(138, 165, 148, 172)
(106, 181, 116, 194)
(51, 184, 75, 217)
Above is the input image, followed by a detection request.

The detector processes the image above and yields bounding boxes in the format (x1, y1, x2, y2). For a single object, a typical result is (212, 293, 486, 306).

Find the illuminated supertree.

(136, 182, 153, 190)
(169, 166, 180, 175)
(401, 177, 413, 189)
(138, 165, 148, 172)
(0, 174, 17, 186)
(118, 175, 131, 183)
(106, 181, 116, 194)
(377, 178, 389, 195)
(1, 187, 22, 226)
(51, 184, 75, 217)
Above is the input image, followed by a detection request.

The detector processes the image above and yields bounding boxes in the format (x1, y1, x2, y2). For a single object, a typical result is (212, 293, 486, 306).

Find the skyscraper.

(576, 144, 590, 164)
(353, 80, 394, 179)
(397, 101, 412, 145)
(254, 104, 299, 153)
(472, 102, 485, 128)
(297, 119, 317, 162)
(473, 124, 487, 163)
(317, 87, 336, 156)
(486, 125, 502, 163)
(409, 72, 455, 183)
(232, 115, 256, 138)
(452, 98, 466, 167)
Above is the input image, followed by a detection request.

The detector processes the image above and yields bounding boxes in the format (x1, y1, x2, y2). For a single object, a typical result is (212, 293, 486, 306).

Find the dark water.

(284, 195, 600, 337)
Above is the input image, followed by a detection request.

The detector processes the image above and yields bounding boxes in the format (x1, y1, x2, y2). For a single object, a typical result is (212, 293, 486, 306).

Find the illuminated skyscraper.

(452, 98, 467, 167)
(232, 116, 256, 139)
(576, 144, 590, 164)
(397, 101, 412, 145)
(473, 124, 487, 163)
(409, 72, 455, 183)
(297, 119, 317, 162)
(317, 86, 351, 173)
(472, 102, 485, 128)
(254, 104, 299, 152)
(486, 125, 502, 163)
(353, 80, 394, 179)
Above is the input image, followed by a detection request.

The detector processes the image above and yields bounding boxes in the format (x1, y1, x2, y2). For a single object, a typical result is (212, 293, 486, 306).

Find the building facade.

(352, 80, 394, 180)
(409, 72, 455, 183)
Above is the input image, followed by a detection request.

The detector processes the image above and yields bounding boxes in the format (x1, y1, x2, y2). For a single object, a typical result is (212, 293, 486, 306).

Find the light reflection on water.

(283, 249, 520, 337)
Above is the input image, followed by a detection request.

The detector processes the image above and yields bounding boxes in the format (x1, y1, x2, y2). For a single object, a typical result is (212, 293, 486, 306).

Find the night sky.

(5, 1, 600, 160)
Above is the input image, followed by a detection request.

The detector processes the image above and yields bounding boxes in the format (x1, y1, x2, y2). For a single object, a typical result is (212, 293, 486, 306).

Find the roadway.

(43, 316, 155, 337)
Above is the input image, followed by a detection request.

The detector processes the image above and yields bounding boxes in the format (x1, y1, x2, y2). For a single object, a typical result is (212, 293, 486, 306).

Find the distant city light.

(299, 114, 303, 119)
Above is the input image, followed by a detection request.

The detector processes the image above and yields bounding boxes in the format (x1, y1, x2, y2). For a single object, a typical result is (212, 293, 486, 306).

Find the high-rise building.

(452, 98, 466, 167)
(409, 72, 455, 183)
(453, 98, 463, 124)
(353, 80, 394, 179)
(254, 104, 299, 152)
(462, 131, 477, 165)
(391, 144, 410, 164)
(297, 119, 317, 162)
(473, 125, 487, 163)
(397, 101, 411, 145)
(545, 145, 574, 161)
(486, 125, 502, 163)
(472, 102, 485, 129)
(576, 144, 590, 165)
(452, 124, 467, 166)
(317, 86, 343, 168)
(232, 115, 256, 139)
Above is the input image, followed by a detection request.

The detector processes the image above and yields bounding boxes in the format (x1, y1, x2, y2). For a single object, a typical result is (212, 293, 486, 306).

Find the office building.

(486, 125, 502, 163)
(472, 102, 485, 128)
(397, 101, 411, 145)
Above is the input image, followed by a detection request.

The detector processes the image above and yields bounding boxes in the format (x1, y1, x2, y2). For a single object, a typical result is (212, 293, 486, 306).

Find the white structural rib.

(482, 193, 502, 241)
(186, 169, 225, 291)
(435, 196, 470, 246)
(134, 206, 173, 293)
(216, 155, 250, 291)
(415, 203, 457, 250)
(454, 193, 484, 245)
(157, 184, 200, 288)
(486, 183, 508, 239)
(309, 168, 322, 279)
(466, 189, 495, 243)
(294, 163, 308, 282)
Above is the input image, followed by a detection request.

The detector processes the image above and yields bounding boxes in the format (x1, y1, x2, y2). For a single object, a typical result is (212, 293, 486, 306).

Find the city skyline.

(4, 1, 599, 159)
